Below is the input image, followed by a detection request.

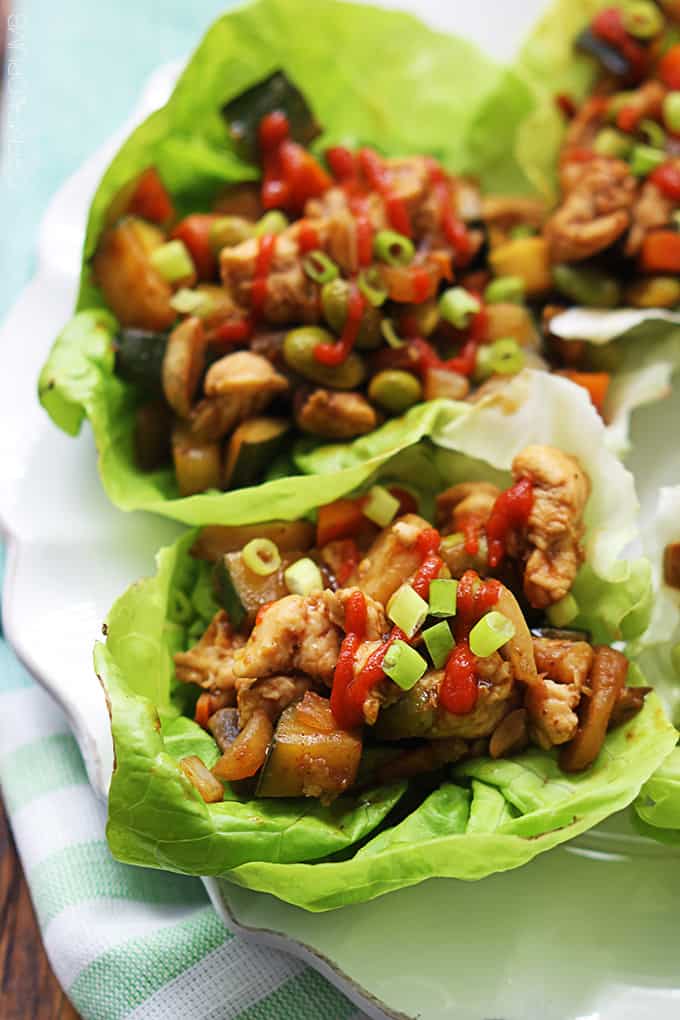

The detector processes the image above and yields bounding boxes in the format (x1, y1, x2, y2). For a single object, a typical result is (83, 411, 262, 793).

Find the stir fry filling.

(94, 4, 679, 497)
(172, 445, 649, 805)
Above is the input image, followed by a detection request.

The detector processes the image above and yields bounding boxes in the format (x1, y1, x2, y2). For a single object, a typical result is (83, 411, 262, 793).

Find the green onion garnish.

(362, 485, 400, 528)
(380, 318, 407, 349)
(209, 216, 255, 252)
(546, 593, 579, 628)
(663, 92, 680, 135)
(428, 578, 459, 618)
(639, 118, 666, 150)
(629, 144, 666, 177)
(170, 288, 213, 316)
(438, 287, 480, 329)
(150, 240, 195, 283)
(242, 538, 282, 577)
(468, 611, 515, 658)
(387, 584, 429, 638)
(440, 532, 464, 550)
(383, 640, 427, 690)
(483, 275, 525, 306)
(284, 557, 324, 595)
(358, 266, 388, 307)
(592, 128, 632, 159)
(475, 338, 525, 381)
(374, 229, 415, 266)
(422, 621, 455, 669)
(168, 588, 194, 624)
(302, 250, 339, 284)
(254, 210, 289, 237)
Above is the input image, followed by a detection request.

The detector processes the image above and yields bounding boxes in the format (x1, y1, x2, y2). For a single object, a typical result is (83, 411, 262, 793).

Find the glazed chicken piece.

(354, 513, 433, 606)
(220, 233, 320, 324)
(544, 157, 636, 262)
(525, 637, 593, 749)
(436, 481, 500, 576)
(325, 587, 388, 639)
(295, 389, 378, 439)
(236, 675, 311, 727)
(626, 169, 678, 255)
(481, 194, 546, 247)
(512, 445, 590, 609)
(174, 611, 244, 692)
(189, 351, 288, 441)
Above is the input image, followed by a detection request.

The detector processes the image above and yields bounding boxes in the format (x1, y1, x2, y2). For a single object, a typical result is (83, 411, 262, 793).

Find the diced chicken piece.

(295, 389, 377, 439)
(525, 637, 593, 748)
(482, 194, 546, 247)
(544, 157, 636, 262)
(561, 96, 610, 163)
(232, 593, 341, 685)
(512, 445, 590, 609)
(236, 675, 311, 727)
(189, 351, 288, 441)
(220, 233, 320, 324)
(174, 611, 245, 692)
(436, 482, 501, 535)
(436, 653, 515, 739)
(560, 645, 628, 772)
(626, 172, 677, 255)
(162, 317, 206, 419)
(355, 513, 433, 606)
(325, 587, 388, 640)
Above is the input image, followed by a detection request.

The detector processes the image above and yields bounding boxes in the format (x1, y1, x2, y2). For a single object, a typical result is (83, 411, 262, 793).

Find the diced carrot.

(659, 44, 680, 91)
(128, 167, 174, 224)
(558, 370, 610, 414)
(317, 499, 365, 547)
(640, 231, 680, 273)
(171, 214, 220, 280)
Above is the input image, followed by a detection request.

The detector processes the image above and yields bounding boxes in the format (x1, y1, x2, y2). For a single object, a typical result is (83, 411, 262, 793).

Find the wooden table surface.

(0, 797, 81, 1020)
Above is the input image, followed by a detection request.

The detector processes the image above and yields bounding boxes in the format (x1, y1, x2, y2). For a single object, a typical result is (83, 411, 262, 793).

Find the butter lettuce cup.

(97, 374, 677, 910)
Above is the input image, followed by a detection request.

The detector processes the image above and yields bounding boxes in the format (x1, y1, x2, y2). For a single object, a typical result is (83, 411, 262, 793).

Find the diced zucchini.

(224, 417, 290, 490)
(256, 692, 362, 801)
(172, 425, 222, 496)
(192, 520, 315, 561)
(373, 678, 436, 740)
(213, 549, 293, 628)
(114, 329, 168, 397)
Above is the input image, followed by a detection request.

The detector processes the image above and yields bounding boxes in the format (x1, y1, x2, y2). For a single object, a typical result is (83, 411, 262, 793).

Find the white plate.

(2, 5, 680, 1019)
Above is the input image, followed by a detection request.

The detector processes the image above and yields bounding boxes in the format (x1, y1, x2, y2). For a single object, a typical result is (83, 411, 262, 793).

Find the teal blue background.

(0, 0, 233, 319)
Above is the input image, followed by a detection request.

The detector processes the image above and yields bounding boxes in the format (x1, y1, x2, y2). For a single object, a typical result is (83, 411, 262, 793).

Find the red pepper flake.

(358, 147, 412, 238)
(440, 643, 479, 715)
(213, 318, 254, 345)
(259, 111, 290, 150)
(330, 590, 367, 728)
(650, 162, 680, 202)
(486, 476, 534, 569)
(297, 220, 320, 253)
(314, 282, 366, 366)
(251, 233, 277, 320)
(411, 265, 433, 304)
(326, 146, 357, 181)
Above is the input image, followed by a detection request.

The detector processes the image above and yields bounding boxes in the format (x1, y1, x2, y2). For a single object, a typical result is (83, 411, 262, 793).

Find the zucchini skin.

(114, 328, 168, 397)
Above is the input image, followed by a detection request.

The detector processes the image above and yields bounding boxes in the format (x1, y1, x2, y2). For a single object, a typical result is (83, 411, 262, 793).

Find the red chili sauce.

(439, 570, 501, 715)
(485, 476, 534, 569)
(251, 232, 278, 321)
(314, 281, 366, 366)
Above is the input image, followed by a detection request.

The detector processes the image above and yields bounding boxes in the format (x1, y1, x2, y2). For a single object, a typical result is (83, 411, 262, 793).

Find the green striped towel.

(0, 548, 365, 1019)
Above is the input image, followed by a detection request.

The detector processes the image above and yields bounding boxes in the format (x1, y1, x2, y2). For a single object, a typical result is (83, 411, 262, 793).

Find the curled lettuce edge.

(100, 383, 677, 908)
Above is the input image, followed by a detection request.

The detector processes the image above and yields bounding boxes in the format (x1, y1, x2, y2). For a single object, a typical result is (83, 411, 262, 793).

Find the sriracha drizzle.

(486, 477, 534, 568)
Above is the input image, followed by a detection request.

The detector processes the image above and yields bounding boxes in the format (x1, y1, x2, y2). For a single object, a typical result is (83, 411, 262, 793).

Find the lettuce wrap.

(38, 0, 680, 522)
(98, 374, 677, 910)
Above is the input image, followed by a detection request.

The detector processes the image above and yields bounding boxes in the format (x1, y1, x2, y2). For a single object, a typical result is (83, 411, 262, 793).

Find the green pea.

(552, 264, 621, 309)
(283, 327, 367, 389)
(622, 1, 664, 39)
(321, 278, 383, 350)
(209, 216, 254, 253)
(593, 128, 632, 159)
(368, 370, 423, 414)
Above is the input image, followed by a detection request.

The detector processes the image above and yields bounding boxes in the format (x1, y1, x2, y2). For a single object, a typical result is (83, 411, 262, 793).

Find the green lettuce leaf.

(100, 395, 675, 908)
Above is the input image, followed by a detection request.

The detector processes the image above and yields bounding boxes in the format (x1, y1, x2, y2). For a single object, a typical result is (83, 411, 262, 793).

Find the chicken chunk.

(174, 611, 245, 692)
(355, 513, 433, 606)
(544, 157, 636, 262)
(525, 637, 593, 748)
(220, 233, 320, 324)
(512, 445, 590, 609)
(436, 482, 501, 535)
(236, 675, 310, 727)
(189, 351, 288, 441)
(295, 389, 378, 439)
(482, 194, 546, 247)
(626, 173, 677, 256)
(325, 587, 388, 641)
(232, 593, 341, 685)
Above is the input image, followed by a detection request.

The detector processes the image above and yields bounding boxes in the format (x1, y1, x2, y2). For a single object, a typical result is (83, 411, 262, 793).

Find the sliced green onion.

(302, 250, 339, 284)
(546, 593, 579, 628)
(440, 532, 464, 550)
(509, 224, 536, 240)
(422, 621, 455, 669)
(663, 92, 680, 135)
(593, 127, 632, 159)
(242, 538, 281, 577)
(639, 118, 666, 150)
(380, 318, 407, 349)
(387, 584, 429, 638)
(150, 240, 195, 283)
(191, 571, 219, 623)
(475, 338, 525, 380)
(428, 578, 459, 618)
(170, 288, 213, 315)
(187, 618, 207, 642)
(168, 588, 193, 625)
(362, 485, 400, 528)
(254, 210, 289, 237)
(622, 1, 664, 39)
(209, 216, 254, 252)
(469, 611, 515, 658)
(373, 229, 415, 266)
(358, 266, 388, 307)
(383, 640, 427, 690)
(483, 275, 525, 305)
(439, 287, 480, 329)
(629, 145, 666, 177)
(284, 557, 323, 595)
